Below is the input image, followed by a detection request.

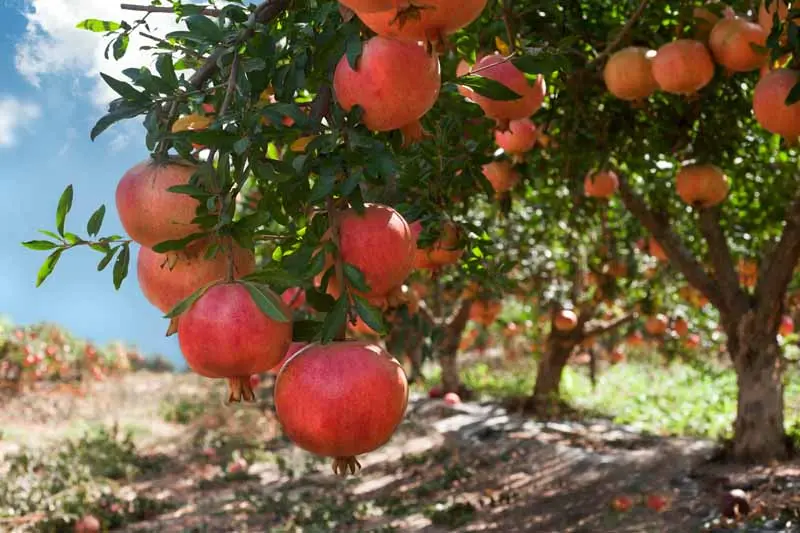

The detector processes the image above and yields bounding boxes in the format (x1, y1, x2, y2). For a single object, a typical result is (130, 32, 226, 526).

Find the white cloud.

(0, 96, 41, 147)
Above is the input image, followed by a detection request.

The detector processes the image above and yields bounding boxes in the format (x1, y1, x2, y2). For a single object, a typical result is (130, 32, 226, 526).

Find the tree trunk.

(438, 298, 473, 395)
(440, 351, 460, 393)
(531, 336, 577, 406)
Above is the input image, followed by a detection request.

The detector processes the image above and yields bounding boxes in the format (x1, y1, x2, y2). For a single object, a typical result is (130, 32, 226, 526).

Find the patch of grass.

(159, 394, 206, 424)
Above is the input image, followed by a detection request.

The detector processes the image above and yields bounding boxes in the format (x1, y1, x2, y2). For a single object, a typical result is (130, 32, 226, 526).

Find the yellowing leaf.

(171, 114, 212, 133)
(291, 135, 316, 152)
(495, 36, 511, 56)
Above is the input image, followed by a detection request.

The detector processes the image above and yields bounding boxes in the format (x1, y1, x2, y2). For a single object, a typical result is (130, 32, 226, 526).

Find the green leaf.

(152, 233, 208, 253)
(164, 282, 216, 319)
(292, 319, 323, 342)
(39, 230, 61, 240)
(97, 247, 119, 271)
(233, 137, 251, 155)
(343, 263, 370, 293)
(786, 79, 800, 106)
(86, 205, 106, 237)
(241, 281, 291, 322)
(456, 75, 521, 100)
(309, 168, 336, 202)
(90, 101, 149, 141)
(511, 53, 570, 76)
(321, 296, 349, 343)
(353, 294, 386, 335)
(100, 73, 143, 100)
(76, 19, 121, 32)
(112, 33, 129, 60)
(36, 250, 63, 287)
(22, 240, 59, 251)
(185, 15, 224, 43)
(63, 233, 82, 245)
(305, 288, 336, 312)
(156, 54, 178, 88)
(166, 184, 213, 198)
(344, 31, 363, 70)
(112, 242, 130, 290)
(55, 185, 74, 236)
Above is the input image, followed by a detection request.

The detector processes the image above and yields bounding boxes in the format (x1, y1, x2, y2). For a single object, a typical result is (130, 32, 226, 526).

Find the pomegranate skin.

(334, 36, 441, 131)
(651, 39, 715, 95)
(468, 53, 546, 121)
(339, 0, 398, 13)
(584, 171, 619, 199)
(482, 160, 520, 193)
(675, 164, 729, 208)
(753, 69, 800, 139)
(603, 47, 658, 101)
(268, 342, 308, 374)
(709, 18, 768, 72)
(137, 239, 255, 314)
(274, 341, 409, 458)
(177, 283, 292, 379)
(358, 0, 488, 42)
(410, 220, 463, 269)
(116, 159, 201, 248)
(494, 118, 538, 154)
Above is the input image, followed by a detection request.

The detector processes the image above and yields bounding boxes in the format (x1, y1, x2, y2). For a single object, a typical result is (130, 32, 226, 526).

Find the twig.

(218, 51, 240, 117)
(120, 3, 221, 16)
(464, 53, 516, 77)
(139, 32, 204, 58)
(587, 0, 650, 68)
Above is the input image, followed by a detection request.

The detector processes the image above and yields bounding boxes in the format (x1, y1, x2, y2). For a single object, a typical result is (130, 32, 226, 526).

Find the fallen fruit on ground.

(610, 495, 634, 512)
(443, 391, 461, 405)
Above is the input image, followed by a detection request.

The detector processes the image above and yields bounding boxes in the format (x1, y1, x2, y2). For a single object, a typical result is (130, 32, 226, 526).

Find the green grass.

(419, 355, 800, 443)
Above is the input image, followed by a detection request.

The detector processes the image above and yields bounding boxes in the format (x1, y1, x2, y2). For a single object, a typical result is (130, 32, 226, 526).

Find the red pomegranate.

(470, 300, 502, 325)
(685, 333, 701, 349)
(482, 160, 521, 193)
(116, 159, 201, 248)
(628, 331, 645, 346)
(651, 39, 715, 95)
(323, 204, 415, 299)
(74, 515, 101, 533)
(779, 315, 794, 336)
(645, 314, 669, 336)
(357, 0, 487, 43)
(467, 53, 546, 121)
(269, 342, 308, 374)
(603, 46, 658, 101)
(274, 341, 409, 475)
(495, 118, 538, 154)
(674, 317, 690, 337)
(177, 282, 293, 402)
(411, 220, 464, 269)
(333, 36, 441, 131)
(137, 239, 256, 314)
(709, 17, 768, 72)
(339, 0, 397, 13)
(554, 309, 578, 332)
(675, 164, 729, 208)
(281, 287, 306, 310)
(753, 69, 800, 140)
(443, 392, 461, 406)
(584, 171, 619, 199)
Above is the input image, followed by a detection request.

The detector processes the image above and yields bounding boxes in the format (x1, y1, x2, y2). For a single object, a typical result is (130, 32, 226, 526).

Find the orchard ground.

(2, 344, 800, 532)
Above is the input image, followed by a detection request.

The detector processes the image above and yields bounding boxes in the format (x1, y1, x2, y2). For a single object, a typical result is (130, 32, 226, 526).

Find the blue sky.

(0, 0, 193, 365)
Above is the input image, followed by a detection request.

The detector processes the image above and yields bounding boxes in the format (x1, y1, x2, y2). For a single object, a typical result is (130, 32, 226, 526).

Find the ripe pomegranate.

(646, 494, 669, 512)
(610, 349, 625, 364)
(116, 159, 201, 248)
(281, 287, 306, 310)
(645, 314, 669, 336)
(482, 160, 521, 193)
(753, 69, 800, 140)
(269, 342, 308, 374)
(779, 315, 794, 336)
(675, 164, 729, 208)
(584, 171, 619, 199)
(443, 392, 462, 406)
(610, 495, 634, 512)
(333, 36, 441, 131)
(709, 17, 768, 72)
(651, 39, 715, 95)
(467, 53, 546, 121)
(554, 309, 578, 331)
(274, 341, 408, 475)
(177, 282, 292, 402)
(495, 118, 538, 154)
(674, 317, 690, 337)
(323, 204, 415, 299)
(603, 47, 658, 101)
(411, 220, 464, 269)
(357, 0, 488, 43)
(649, 237, 668, 262)
(74, 515, 101, 533)
(470, 300, 502, 325)
(339, 0, 397, 13)
(137, 239, 256, 314)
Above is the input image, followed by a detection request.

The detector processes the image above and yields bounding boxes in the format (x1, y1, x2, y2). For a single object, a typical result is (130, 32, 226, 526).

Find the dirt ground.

(1, 372, 799, 532)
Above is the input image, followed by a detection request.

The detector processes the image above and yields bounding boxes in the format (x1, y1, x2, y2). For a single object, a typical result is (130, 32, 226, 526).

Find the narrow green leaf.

(100, 73, 143, 100)
(39, 230, 61, 240)
(76, 19, 121, 32)
(36, 250, 63, 287)
(22, 240, 59, 251)
(55, 185, 74, 236)
(63, 233, 82, 245)
(97, 247, 119, 271)
(166, 184, 213, 198)
(164, 281, 216, 319)
(233, 137, 251, 155)
(292, 319, 323, 342)
(785, 79, 800, 106)
(86, 205, 106, 236)
(305, 287, 336, 312)
(152, 233, 208, 253)
(343, 263, 370, 293)
(185, 15, 224, 43)
(320, 296, 349, 343)
(457, 75, 521, 101)
(112, 33, 129, 60)
(241, 282, 291, 322)
(353, 294, 386, 335)
(344, 32, 363, 70)
(156, 54, 178, 88)
(112, 243, 131, 289)
(90, 102, 149, 141)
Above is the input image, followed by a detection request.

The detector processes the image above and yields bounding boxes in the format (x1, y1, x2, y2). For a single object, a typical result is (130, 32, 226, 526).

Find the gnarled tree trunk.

(438, 298, 473, 394)
(531, 336, 577, 406)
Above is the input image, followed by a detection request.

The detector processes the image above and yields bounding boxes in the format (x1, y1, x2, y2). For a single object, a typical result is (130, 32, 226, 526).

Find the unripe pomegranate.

(753, 69, 800, 140)
(274, 341, 408, 476)
(646, 494, 669, 512)
(339, 0, 397, 13)
(779, 315, 794, 336)
(709, 17, 768, 72)
(177, 282, 293, 402)
(357, 0, 488, 43)
(116, 159, 202, 248)
(443, 392, 461, 406)
(603, 47, 658, 101)
(334, 36, 441, 131)
(675, 164, 729, 208)
(554, 309, 578, 331)
(74, 515, 101, 533)
(468, 53, 546, 121)
(584, 171, 619, 199)
(494, 118, 538, 154)
(651, 40, 715, 95)
(645, 314, 669, 336)
(482, 160, 520, 193)
(137, 239, 256, 314)
(269, 342, 308, 374)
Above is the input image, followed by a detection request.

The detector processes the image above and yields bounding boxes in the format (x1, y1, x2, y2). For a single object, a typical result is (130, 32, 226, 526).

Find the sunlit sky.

(0, 0, 209, 365)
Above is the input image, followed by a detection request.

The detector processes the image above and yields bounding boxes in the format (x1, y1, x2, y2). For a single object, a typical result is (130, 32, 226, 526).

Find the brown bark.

(531, 335, 578, 405)
(438, 298, 473, 394)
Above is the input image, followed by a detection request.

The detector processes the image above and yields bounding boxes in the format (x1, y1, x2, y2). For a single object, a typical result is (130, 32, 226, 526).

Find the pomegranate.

(339, 0, 397, 13)
(269, 342, 308, 374)
(753, 69, 800, 140)
(470, 300, 502, 325)
(137, 239, 256, 314)
(333, 36, 441, 131)
(274, 341, 408, 475)
(428, 384, 444, 398)
(649, 237, 668, 262)
(584, 171, 619, 199)
(611, 495, 634, 512)
(646, 494, 669, 512)
(281, 287, 306, 309)
(443, 392, 461, 405)
(74, 515, 101, 533)
(467, 53, 546, 121)
(779, 315, 794, 336)
(554, 309, 578, 331)
(709, 17, 768, 72)
(116, 159, 201, 248)
(177, 282, 292, 402)
(357, 0, 488, 43)
(323, 204, 415, 299)
(603, 47, 658, 101)
(645, 314, 668, 336)
(482, 160, 521, 193)
(674, 317, 690, 337)
(495, 118, 538, 154)
(675, 164, 729, 208)
(411, 220, 464, 269)
(651, 39, 715, 95)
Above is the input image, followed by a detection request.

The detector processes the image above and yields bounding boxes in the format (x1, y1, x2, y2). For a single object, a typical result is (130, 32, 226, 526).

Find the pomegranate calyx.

(227, 376, 257, 403)
(332, 456, 362, 477)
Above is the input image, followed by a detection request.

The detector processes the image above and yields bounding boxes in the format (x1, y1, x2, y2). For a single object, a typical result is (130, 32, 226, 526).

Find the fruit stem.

(331, 456, 361, 477)
(227, 376, 256, 403)
(326, 196, 348, 341)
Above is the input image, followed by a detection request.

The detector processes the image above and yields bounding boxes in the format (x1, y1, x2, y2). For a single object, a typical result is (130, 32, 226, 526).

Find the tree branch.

(698, 206, 747, 316)
(120, 3, 221, 16)
(442, 297, 474, 353)
(617, 173, 726, 311)
(584, 312, 637, 338)
(755, 195, 800, 326)
(587, 0, 650, 68)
